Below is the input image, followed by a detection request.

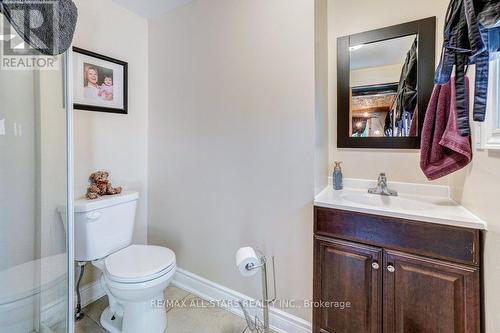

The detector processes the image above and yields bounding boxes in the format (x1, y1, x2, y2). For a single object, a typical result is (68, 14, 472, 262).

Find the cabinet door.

(314, 237, 383, 333)
(383, 250, 480, 333)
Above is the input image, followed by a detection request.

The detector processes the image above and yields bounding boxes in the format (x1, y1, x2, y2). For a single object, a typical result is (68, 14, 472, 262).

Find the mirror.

(350, 35, 417, 138)
(337, 17, 436, 149)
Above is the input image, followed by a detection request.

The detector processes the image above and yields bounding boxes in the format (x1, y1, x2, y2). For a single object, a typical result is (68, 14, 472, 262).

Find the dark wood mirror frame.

(337, 17, 436, 149)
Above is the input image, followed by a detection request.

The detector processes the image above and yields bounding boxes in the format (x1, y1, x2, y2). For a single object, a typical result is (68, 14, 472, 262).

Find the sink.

(313, 178, 486, 229)
(340, 192, 437, 211)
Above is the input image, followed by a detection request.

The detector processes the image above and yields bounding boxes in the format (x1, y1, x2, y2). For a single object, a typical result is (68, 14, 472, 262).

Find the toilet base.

(100, 293, 168, 333)
(101, 306, 122, 333)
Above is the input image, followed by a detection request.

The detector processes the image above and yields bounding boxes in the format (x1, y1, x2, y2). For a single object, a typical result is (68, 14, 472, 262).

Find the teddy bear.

(86, 171, 123, 200)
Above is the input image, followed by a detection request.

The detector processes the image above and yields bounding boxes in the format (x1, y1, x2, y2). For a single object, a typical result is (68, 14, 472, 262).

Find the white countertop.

(314, 179, 487, 230)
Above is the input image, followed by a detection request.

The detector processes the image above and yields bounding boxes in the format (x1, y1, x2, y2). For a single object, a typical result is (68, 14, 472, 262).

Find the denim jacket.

(434, 0, 499, 136)
(477, 0, 500, 28)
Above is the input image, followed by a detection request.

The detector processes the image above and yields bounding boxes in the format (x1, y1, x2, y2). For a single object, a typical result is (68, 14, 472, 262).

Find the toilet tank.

(71, 191, 139, 261)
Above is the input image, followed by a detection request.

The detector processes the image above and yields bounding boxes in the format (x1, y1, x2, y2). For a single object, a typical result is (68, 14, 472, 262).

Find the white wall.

(72, 0, 149, 284)
(148, 0, 315, 321)
(328, 0, 450, 184)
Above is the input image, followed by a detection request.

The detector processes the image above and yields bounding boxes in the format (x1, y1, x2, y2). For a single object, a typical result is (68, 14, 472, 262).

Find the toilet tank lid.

(69, 191, 139, 213)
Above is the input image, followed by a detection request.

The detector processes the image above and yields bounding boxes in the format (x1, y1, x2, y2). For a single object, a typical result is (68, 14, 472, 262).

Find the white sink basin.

(314, 179, 487, 230)
(340, 193, 436, 211)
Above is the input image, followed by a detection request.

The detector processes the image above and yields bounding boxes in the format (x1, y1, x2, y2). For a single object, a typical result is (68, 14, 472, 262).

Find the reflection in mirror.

(350, 34, 418, 137)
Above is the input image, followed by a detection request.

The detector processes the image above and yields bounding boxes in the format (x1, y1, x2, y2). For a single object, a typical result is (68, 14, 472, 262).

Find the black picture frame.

(72, 47, 128, 114)
(337, 17, 436, 149)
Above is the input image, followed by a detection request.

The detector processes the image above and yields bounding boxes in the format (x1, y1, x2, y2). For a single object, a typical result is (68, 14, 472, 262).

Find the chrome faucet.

(368, 173, 398, 196)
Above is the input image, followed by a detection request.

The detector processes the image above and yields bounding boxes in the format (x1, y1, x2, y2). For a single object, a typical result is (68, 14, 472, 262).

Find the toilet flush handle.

(85, 211, 101, 221)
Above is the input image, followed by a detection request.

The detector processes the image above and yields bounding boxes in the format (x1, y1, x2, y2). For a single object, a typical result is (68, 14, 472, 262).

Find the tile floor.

(75, 286, 272, 333)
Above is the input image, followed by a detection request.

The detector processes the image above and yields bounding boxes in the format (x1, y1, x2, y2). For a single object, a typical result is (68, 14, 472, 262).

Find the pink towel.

(420, 78, 472, 180)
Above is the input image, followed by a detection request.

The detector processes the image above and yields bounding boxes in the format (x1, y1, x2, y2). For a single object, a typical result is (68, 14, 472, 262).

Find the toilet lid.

(104, 245, 176, 283)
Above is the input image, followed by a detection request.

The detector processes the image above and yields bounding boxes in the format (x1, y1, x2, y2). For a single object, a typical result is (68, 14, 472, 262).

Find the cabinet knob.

(387, 265, 395, 273)
(371, 262, 380, 270)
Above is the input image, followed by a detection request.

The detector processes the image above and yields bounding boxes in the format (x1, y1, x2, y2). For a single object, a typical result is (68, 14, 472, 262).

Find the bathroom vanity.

(313, 180, 486, 333)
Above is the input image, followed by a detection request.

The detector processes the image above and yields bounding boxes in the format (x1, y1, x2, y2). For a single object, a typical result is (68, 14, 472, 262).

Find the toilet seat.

(104, 245, 176, 284)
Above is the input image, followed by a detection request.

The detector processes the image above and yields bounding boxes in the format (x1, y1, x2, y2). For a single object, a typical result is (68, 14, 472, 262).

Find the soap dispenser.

(333, 161, 343, 190)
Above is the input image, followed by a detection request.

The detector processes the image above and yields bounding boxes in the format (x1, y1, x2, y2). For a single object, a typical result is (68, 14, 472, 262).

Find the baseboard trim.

(172, 268, 312, 333)
(71, 269, 313, 333)
(79, 279, 106, 308)
(40, 279, 105, 328)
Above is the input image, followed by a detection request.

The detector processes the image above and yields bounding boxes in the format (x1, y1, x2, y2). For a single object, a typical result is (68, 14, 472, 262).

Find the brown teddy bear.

(86, 171, 123, 200)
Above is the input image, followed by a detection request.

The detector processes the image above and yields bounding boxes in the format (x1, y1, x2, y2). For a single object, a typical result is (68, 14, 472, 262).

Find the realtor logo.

(1, 0, 60, 70)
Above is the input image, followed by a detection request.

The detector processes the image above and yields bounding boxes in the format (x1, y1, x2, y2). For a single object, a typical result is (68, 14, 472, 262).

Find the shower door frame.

(64, 50, 75, 333)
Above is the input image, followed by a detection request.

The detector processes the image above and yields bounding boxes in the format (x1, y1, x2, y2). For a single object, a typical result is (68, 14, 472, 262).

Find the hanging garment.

(477, 0, 500, 28)
(420, 78, 472, 180)
(393, 38, 419, 122)
(485, 25, 500, 59)
(0, 0, 78, 55)
(435, 0, 485, 136)
(435, 0, 486, 85)
(434, 0, 500, 136)
(384, 38, 418, 135)
(384, 111, 393, 136)
(469, 23, 494, 122)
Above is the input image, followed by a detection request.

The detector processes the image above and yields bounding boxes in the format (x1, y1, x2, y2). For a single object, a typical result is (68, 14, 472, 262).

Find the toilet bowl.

(94, 245, 176, 333)
(63, 191, 176, 333)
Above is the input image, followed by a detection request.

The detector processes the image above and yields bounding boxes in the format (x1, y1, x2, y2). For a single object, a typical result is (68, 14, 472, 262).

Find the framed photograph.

(72, 47, 128, 114)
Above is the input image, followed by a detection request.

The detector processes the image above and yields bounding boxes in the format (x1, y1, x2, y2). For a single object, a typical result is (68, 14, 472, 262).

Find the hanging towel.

(420, 78, 472, 180)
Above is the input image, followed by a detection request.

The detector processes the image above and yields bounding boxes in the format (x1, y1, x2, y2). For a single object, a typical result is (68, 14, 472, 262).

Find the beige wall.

(315, 0, 329, 195)
(450, 73, 500, 331)
(67, 0, 499, 330)
(328, 0, 449, 184)
(148, 0, 315, 321)
(350, 64, 402, 87)
(72, 0, 149, 284)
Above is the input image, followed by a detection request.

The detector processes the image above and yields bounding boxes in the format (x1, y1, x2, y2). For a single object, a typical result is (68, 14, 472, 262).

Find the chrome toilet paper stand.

(240, 251, 277, 333)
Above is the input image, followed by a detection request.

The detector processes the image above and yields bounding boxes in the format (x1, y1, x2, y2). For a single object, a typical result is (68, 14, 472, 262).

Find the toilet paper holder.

(239, 249, 277, 333)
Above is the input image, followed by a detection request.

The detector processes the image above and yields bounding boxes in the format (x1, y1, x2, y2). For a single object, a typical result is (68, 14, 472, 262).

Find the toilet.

(70, 191, 176, 333)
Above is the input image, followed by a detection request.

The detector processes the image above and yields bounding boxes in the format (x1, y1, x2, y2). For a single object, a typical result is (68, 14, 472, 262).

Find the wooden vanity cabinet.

(314, 237, 383, 333)
(313, 207, 482, 333)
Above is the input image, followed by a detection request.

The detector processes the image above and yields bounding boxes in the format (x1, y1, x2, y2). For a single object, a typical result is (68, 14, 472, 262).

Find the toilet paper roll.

(236, 247, 260, 277)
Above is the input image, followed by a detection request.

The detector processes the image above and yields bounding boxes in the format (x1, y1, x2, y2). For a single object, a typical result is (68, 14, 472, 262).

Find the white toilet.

(70, 191, 176, 333)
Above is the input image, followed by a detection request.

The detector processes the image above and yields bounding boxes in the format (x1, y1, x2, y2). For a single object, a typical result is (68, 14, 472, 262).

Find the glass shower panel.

(0, 56, 69, 332)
